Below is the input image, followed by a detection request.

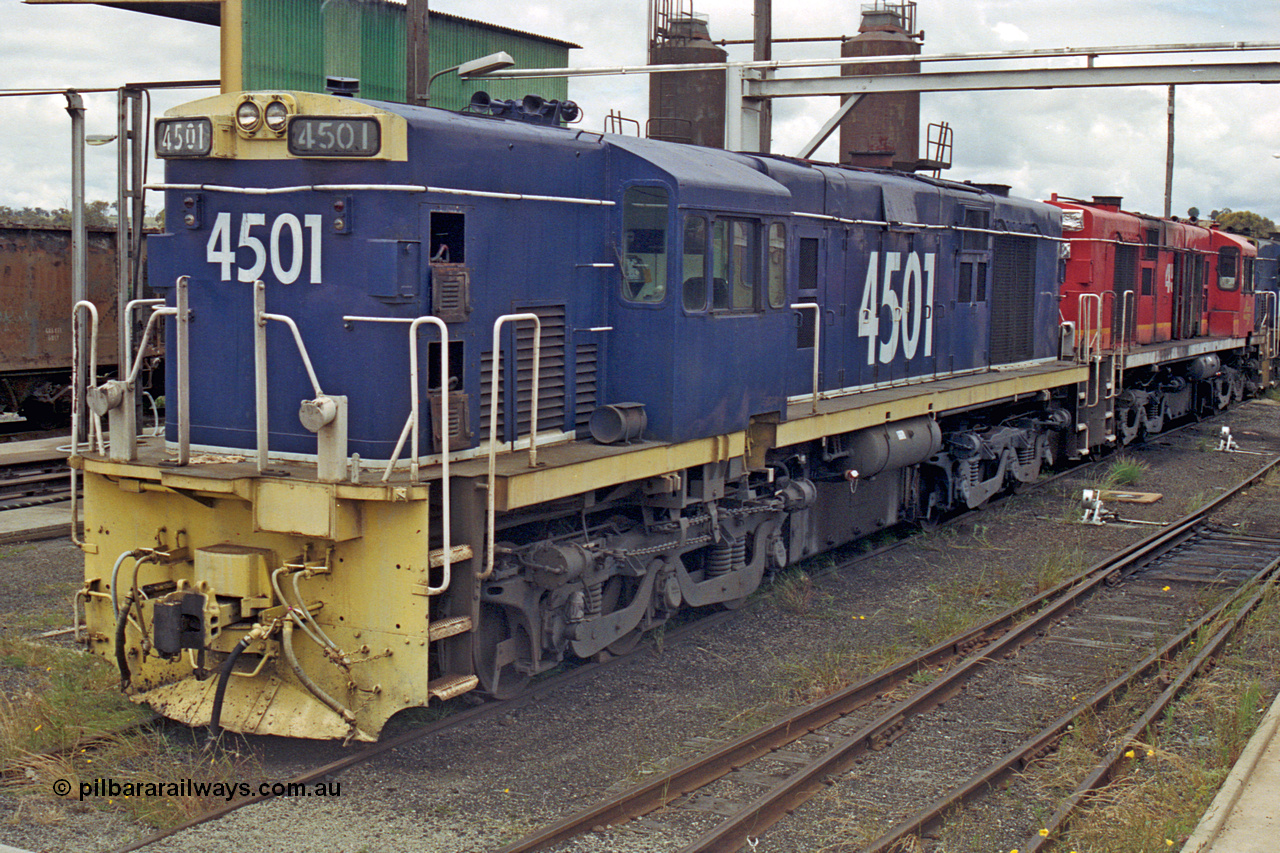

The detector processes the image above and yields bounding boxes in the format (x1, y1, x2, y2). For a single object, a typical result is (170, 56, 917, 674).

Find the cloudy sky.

(3, 0, 1278, 221)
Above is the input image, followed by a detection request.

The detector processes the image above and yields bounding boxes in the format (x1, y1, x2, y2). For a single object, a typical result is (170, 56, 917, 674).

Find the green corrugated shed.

(239, 0, 578, 108)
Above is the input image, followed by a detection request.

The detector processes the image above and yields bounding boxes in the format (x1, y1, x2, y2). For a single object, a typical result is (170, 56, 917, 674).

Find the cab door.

(790, 227, 830, 399)
(948, 207, 992, 373)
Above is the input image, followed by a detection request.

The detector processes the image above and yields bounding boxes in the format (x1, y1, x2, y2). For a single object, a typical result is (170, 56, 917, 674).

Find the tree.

(1211, 208, 1276, 237)
(0, 201, 118, 228)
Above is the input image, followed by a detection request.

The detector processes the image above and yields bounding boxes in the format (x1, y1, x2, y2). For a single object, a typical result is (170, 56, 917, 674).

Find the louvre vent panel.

(575, 344, 599, 433)
(481, 305, 568, 439)
(431, 263, 471, 322)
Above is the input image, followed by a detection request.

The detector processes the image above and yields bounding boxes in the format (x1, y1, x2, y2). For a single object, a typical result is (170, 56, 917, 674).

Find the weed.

(1181, 490, 1212, 514)
(1031, 547, 1085, 594)
(0, 632, 267, 829)
(1107, 456, 1150, 487)
(0, 636, 149, 766)
(908, 666, 939, 685)
(776, 648, 857, 705)
(772, 570, 819, 615)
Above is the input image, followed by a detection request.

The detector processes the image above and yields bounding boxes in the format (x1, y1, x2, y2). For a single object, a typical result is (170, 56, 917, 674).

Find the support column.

(1164, 84, 1175, 219)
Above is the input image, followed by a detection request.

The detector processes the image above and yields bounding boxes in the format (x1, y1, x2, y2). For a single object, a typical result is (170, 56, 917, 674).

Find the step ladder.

(424, 543, 480, 701)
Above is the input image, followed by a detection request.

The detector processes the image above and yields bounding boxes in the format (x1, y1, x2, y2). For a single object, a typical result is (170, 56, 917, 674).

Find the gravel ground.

(2, 400, 1278, 853)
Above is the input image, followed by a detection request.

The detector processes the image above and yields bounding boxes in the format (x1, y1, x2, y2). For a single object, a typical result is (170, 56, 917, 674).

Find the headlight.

(264, 100, 290, 133)
(236, 100, 262, 132)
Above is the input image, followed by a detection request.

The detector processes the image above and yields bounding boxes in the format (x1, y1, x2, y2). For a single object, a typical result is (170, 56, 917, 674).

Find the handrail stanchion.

(254, 282, 269, 472)
(481, 313, 542, 582)
(1116, 289, 1134, 397)
(1079, 293, 1103, 407)
(255, 280, 341, 479)
(175, 276, 191, 465)
(790, 302, 821, 414)
(70, 299, 99, 546)
(343, 314, 454, 594)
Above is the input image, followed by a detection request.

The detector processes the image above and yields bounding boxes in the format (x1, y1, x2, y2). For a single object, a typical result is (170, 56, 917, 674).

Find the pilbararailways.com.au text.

(62, 778, 342, 801)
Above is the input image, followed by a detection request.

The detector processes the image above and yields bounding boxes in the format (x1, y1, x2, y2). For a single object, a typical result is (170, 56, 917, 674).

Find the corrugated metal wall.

(240, 0, 570, 109)
(428, 13, 569, 108)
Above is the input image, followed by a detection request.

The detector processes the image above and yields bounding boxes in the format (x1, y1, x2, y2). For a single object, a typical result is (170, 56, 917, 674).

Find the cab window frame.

(620, 184, 672, 305)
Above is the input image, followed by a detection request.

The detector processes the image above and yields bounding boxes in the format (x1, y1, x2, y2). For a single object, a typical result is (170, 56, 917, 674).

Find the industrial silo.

(840, 1, 923, 169)
(648, 7, 727, 147)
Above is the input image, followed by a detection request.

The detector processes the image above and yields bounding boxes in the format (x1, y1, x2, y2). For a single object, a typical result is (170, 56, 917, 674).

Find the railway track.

(0, 458, 71, 511)
(494, 456, 1280, 853)
(54, 423, 1272, 853)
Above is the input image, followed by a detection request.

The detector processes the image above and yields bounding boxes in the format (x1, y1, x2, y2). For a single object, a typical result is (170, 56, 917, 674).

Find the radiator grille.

(1112, 243, 1137, 341)
(989, 235, 1036, 365)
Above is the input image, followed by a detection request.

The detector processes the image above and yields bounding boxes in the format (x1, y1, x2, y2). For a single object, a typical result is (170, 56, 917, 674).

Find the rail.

(482, 313, 543, 581)
(493, 454, 1280, 853)
(343, 314, 454, 594)
(790, 302, 821, 413)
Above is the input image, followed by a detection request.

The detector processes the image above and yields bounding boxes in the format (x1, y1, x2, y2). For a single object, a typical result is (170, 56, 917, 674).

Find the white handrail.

(1116, 289, 1135, 397)
(1078, 293, 1103, 408)
(482, 313, 542, 581)
(174, 277, 191, 465)
(129, 306, 177, 385)
(253, 280, 326, 472)
(70, 299, 99, 546)
(342, 314, 454, 596)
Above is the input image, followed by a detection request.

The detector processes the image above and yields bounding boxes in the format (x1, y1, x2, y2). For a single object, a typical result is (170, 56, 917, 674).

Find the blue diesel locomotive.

(73, 90, 1254, 741)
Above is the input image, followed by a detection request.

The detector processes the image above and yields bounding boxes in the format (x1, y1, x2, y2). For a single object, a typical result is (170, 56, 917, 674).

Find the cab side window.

(1218, 246, 1239, 291)
(767, 223, 786, 308)
(622, 186, 669, 303)
(712, 219, 759, 311)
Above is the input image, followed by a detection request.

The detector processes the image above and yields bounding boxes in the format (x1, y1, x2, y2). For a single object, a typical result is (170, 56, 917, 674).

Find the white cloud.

(992, 22, 1030, 43)
(2, 0, 1278, 222)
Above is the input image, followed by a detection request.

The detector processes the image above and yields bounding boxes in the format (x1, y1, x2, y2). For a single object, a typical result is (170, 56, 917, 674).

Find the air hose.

(208, 636, 252, 742)
(114, 596, 133, 690)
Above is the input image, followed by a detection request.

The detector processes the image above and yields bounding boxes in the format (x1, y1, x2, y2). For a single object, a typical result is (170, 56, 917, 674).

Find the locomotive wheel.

(600, 577, 645, 655)
(474, 604, 533, 699)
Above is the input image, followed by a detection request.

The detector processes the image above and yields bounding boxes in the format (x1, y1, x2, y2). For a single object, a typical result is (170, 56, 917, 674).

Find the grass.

(1104, 456, 1150, 489)
(0, 632, 264, 829)
(770, 569, 836, 616)
(0, 635, 150, 763)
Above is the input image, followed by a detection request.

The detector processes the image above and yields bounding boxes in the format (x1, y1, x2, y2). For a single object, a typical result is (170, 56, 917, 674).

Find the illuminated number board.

(156, 118, 212, 157)
(288, 117, 381, 157)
